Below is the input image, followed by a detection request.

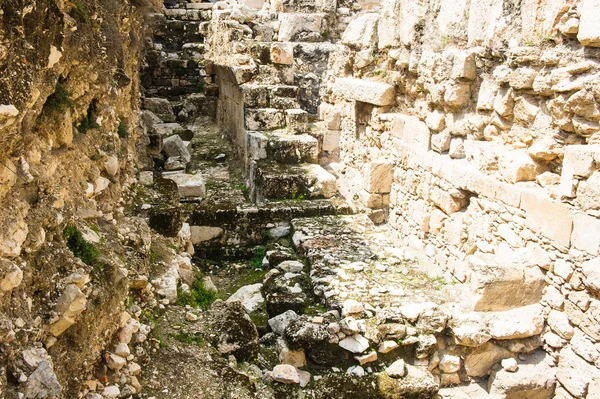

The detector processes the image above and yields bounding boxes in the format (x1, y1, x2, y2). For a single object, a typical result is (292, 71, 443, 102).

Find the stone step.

(266, 131, 319, 164)
(251, 161, 337, 202)
(164, 8, 210, 21)
(187, 198, 355, 248)
(161, 171, 206, 198)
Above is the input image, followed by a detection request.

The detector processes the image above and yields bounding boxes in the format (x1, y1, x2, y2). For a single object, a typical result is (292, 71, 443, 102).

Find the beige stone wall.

(322, 0, 600, 395)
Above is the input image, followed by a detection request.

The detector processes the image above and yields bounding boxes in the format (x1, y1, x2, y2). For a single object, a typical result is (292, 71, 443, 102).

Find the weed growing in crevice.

(63, 225, 99, 265)
(43, 83, 73, 114)
(71, 0, 93, 25)
(177, 278, 216, 310)
(77, 101, 100, 134)
(250, 246, 266, 270)
(173, 331, 205, 345)
(117, 121, 129, 138)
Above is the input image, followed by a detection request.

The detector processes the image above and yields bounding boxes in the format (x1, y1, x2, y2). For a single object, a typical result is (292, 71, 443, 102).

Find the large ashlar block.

(430, 186, 467, 215)
(342, 13, 379, 49)
(521, 190, 573, 248)
(571, 213, 600, 255)
(388, 114, 431, 152)
(333, 78, 396, 106)
(364, 161, 394, 194)
(466, 254, 545, 312)
(467, 0, 504, 46)
(578, 0, 600, 47)
(487, 304, 544, 340)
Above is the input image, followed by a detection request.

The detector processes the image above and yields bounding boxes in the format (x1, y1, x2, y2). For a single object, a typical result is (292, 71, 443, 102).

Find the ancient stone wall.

(0, 0, 160, 396)
(318, 0, 600, 396)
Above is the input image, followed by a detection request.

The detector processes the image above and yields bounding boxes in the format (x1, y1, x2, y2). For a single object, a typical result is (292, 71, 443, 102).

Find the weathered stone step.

(251, 161, 337, 202)
(164, 8, 210, 21)
(266, 131, 319, 164)
(186, 198, 355, 249)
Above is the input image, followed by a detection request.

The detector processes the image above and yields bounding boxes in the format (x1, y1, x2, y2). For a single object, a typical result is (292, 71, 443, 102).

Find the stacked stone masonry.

(203, 0, 600, 397)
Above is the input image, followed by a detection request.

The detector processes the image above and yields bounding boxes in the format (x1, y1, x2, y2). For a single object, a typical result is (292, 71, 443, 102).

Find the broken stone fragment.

(0, 258, 23, 293)
(105, 353, 127, 370)
(48, 284, 87, 337)
(386, 359, 406, 378)
(338, 334, 369, 353)
(23, 360, 62, 399)
(227, 283, 264, 313)
(272, 364, 300, 384)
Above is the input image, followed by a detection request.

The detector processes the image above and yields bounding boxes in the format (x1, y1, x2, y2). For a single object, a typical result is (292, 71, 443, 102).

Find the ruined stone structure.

(1, 0, 600, 398)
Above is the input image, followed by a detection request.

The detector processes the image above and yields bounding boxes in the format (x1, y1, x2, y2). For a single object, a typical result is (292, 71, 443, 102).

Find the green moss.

(71, 0, 92, 25)
(63, 225, 100, 265)
(197, 80, 205, 94)
(117, 121, 129, 138)
(177, 278, 216, 310)
(43, 83, 73, 114)
(250, 246, 266, 270)
(173, 331, 206, 345)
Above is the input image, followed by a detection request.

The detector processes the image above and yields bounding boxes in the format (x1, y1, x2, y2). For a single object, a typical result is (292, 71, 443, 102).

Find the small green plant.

(77, 103, 100, 134)
(63, 225, 100, 265)
(250, 246, 266, 270)
(117, 121, 129, 138)
(149, 251, 159, 263)
(321, 30, 329, 39)
(71, 0, 92, 25)
(441, 35, 449, 48)
(197, 80, 205, 94)
(173, 331, 205, 345)
(177, 278, 216, 310)
(90, 154, 103, 161)
(43, 83, 73, 114)
(233, 184, 249, 197)
(167, 242, 179, 253)
(90, 224, 100, 234)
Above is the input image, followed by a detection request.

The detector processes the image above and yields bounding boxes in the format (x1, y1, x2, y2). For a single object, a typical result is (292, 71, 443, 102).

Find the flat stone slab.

(333, 78, 396, 106)
(162, 172, 206, 198)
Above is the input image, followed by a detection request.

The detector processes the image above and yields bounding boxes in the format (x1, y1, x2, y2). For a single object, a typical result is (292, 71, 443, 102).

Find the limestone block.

(426, 110, 445, 131)
(247, 131, 268, 160)
(272, 364, 300, 384)
(488, 304, 544, 340)
(342, 13, 379, 49)
(245, 108, 285, 131)
(49, 284, 87, 336)
(320, 103, 342, 130)
(576, 170, 600, 211)
(398, 1, 428, 46)
(578, 0, 600, 47)
(488, 351, 556, 398)
(556, 347, 600, 397)
(0, 259, 23, 293)
(466, 254, 544, 312)
(190, 226, 223, 244)
(322, 130, 340, 152)
(437, 0, 468, 38)
(548, 309, 574, 340)
(498, 150, 539, 183)
(377, 0, 400, 49)
(464, 342, 513, 377)
(278, 13, 324, 42)
(509, 68, 537, 90)
(571, 213, 600, 255)
(227, 283, 265, 314)
(449, 138, 465, 159)
(514, 96, 540, 125)
(566, 90, 600, 121)
(494, 87, 515, 117)
(285, 109, 308, 134)
(528, 137, 562, 161)
(452, 52, 476, 80)
(430, 186, 467, 215)
(389, 114, 431, 152)
(364, 161, 394, 194)
(431, 132, 451, 153)
(333, 78, 396, 106)
(302, 164, 337, 198)
(143, 98, 175, 122)
(358, 190, 383, 209)
(162, 173, 206, 198)
(562, 145, 600, 178)
(163, 135, 191, 164)
(521, 190, 572, 247)
(0, 200, 29, 258)
(582, 258, 600, 293)
(0, 158, 17, 199)
(271, 43, 294, 65)
(467, 0, 504, 46)
(444, 81, 471, 109)
(477, 78, 498, 111)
